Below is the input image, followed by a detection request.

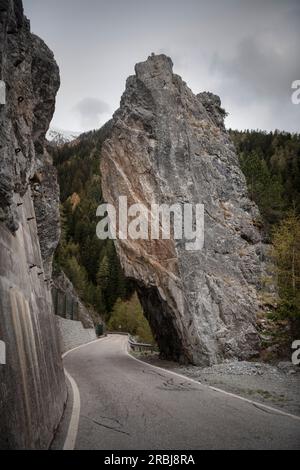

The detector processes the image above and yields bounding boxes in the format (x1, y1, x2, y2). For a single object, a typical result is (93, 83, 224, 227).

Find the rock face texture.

(52, 271, 95, 329)
(0, 0, 66, 449)
(101, 54, 263, 366)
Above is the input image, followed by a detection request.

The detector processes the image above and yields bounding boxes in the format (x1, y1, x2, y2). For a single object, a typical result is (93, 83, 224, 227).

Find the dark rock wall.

(0, 0, 66, 449)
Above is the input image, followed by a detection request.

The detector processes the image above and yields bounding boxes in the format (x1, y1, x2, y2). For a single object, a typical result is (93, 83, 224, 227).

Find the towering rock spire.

(101, 54, 263, 365)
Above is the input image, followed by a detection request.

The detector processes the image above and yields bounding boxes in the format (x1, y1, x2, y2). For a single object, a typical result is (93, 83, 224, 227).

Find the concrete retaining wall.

(0, 192, 67, 450)
(57, 317, 96, 354)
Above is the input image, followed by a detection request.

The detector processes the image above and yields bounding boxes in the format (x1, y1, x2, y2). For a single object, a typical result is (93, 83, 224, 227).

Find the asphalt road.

(61, 335, 300, 450)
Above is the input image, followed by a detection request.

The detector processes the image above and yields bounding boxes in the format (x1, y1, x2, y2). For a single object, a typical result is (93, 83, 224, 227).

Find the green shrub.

(108, 294, 155, 344)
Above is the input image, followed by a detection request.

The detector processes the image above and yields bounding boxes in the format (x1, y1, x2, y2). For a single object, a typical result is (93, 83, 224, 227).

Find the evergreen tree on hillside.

(64, 256, 88, 298)
(231, 130, 300, 225)
(52, 125, 134, 321)
(271, 211, 300, 336)
(239, 150, 284, 226)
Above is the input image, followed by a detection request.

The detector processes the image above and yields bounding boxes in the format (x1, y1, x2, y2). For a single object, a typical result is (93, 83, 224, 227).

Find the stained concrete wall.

(56, 317, 96, 354)
(0, 0, 67, 449)
(0, 191, 67, 449)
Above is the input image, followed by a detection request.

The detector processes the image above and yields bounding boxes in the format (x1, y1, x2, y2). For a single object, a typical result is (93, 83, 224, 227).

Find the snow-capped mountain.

(47, 127, 80, 146)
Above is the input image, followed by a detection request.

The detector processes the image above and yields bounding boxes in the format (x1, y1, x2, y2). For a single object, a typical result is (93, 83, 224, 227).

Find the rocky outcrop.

(52, 271, 96, 329)
(0, 1, 66, 449)
(101, 54, 264, 366)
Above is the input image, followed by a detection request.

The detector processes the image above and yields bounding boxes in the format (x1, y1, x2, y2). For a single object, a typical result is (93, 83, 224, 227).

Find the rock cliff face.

(53, 271, 95, 329)
(0, 0, 66, 449)
(101, 54, 263, 365)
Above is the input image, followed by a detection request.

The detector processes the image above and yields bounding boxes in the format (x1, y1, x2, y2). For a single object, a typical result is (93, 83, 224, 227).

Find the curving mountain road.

(59, 335, 300, 450)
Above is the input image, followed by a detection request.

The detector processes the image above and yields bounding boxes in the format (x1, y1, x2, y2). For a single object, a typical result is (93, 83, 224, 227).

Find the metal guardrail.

(108, 331, 130, 336)
(128, 337, 157, 353)
(108, 332, 157, 353)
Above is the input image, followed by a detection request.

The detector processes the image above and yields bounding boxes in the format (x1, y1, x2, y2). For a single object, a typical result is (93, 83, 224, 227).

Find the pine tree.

(272, 210, 300, 336)
(97, 255, 110, 290)
(64, 256, 88, 299)
(239, 150, 284, 226)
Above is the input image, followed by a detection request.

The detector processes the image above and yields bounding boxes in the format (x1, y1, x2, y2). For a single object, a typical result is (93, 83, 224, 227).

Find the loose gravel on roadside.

(135, 354, 300, 417)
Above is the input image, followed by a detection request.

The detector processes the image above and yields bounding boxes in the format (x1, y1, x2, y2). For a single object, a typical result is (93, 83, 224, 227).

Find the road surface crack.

(142, 369, 166, 379)
(158, 378, 198, 392)
(83, 415, 131, 436)
(92, 419, 131, 436)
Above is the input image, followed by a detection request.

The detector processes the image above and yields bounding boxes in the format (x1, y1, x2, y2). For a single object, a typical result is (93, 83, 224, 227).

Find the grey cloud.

(210, 23, 300, 131)
(213, 36, 300, 104)
(23, 0, 300, 132)
(74, 97, 110, 129)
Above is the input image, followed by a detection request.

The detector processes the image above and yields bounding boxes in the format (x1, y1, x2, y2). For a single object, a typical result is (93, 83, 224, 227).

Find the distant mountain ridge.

(47, 127, 80, 145)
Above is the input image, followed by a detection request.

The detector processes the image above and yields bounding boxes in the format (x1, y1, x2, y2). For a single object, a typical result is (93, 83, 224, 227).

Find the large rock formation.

(101, 54, 264, 366)
(0, 0, 66, 449)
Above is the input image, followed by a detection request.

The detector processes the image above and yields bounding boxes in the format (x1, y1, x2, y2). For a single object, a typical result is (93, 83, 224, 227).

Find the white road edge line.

(126, 341, 300, 422)
(62, 337, 108, 359)
(63, 369, 81, 451)
(62, 337, 108, 450)
(62, 334, 300, 451)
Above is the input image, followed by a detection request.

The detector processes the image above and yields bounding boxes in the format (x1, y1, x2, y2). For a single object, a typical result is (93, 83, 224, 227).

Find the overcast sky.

(23, 0, 300, 133)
